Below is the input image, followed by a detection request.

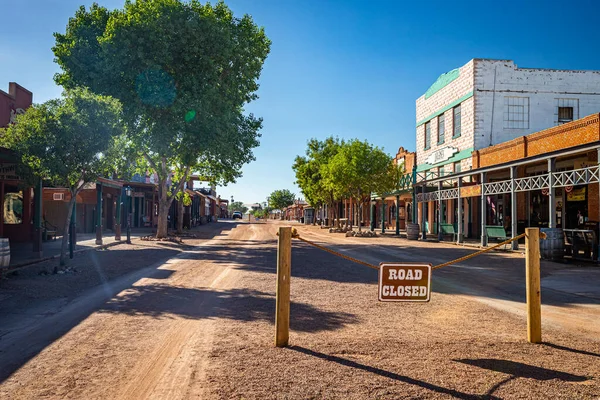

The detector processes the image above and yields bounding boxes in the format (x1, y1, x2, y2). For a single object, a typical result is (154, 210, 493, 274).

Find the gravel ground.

(204, 222, 600, 399)
(0, 221, 598, 399)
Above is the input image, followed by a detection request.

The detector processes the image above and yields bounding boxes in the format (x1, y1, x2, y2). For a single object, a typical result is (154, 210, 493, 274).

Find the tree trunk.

(156, 184, 170, 238)
(358, 203, 363, 232)
(177, 195, 184, 233)
(59, 192, 78, 267)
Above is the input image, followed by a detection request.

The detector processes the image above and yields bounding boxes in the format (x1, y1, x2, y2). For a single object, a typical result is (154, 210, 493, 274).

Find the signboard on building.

(425, 146, 458, 165)
(0, 163, 21, 181)
(460, 184, 482, 198)
(567, 187, 586, 202)
(378, 263, 431, 302)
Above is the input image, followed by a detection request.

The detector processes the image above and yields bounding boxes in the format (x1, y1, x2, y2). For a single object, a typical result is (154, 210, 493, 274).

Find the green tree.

(327, 140, 392, 232)
(268, 189, 296, 211)
(53, 0, 270, 238)
(229, 201, 248, 214)
(0, 88, 124, 265)
(293, 137, 344, 227)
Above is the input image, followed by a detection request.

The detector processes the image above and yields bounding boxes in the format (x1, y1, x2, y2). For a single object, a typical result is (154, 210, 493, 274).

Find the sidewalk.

(8, 228, 154, 268)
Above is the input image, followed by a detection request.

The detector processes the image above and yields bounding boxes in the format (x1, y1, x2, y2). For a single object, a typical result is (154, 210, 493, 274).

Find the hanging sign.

(567, 187, 586, 202)
(0, 163, 21, 180)
(378, 263, 432, 302)
(425, 146, 459, 165)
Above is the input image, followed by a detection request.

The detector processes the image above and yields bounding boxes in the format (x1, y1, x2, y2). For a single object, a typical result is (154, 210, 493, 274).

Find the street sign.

(378, 263, 432, 302)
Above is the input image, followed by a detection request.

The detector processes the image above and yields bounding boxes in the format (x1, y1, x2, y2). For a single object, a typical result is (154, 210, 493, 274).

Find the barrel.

(540, 228, 564, 261)
(0, 238, 10, 268)
(407, 223, 420, 240)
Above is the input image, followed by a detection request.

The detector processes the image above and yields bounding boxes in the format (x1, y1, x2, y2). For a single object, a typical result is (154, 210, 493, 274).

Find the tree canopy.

(0, 88, 124, 264)
(327, 139, 393, 230)
(229, 201, 248, 214)
(53, 0, 271, 236)
(293, 137, 344, 225)
(268, 189, 296, 210)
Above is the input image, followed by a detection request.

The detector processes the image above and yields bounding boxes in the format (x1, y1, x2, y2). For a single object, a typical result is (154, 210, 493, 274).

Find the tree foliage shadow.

(542, 342, 600, 358)
(100, 284, 358, 333)
(455, 358, 590, 398)
(289, 346, 492, 400)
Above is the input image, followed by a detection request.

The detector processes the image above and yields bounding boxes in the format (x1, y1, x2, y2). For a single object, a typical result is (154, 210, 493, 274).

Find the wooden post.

(525, 228, 542, 343)
(275, 226, 292, 347)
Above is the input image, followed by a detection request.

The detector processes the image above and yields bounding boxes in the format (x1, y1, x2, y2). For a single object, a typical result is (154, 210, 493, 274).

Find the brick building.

(416, 59, 600, 178)
(415, 114, 600, 250)
(415, 59, 600, 237)
(0, 83, 36, 245)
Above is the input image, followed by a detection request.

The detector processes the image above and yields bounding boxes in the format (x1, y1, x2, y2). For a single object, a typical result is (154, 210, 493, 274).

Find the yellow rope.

(286, 227, 531, 272)
(432, 233, 526, 270)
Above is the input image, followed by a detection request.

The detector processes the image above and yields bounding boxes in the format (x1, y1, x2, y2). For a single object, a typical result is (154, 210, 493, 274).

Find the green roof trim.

(416, 91, 473, 127)
(416, 147, 474, 172)
(425, 68, 460, 99)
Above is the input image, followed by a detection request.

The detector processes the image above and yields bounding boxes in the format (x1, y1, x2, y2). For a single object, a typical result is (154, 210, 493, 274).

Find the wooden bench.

(43, 220, 58, 241)
(564, 229, 598, 261)
(439, 223, 456, 241)
(485, 225, 508, 249)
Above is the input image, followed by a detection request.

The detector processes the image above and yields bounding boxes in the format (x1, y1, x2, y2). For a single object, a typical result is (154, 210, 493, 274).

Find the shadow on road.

(455, 358, 590, 398)
(0, 221, 244, 384)
(289, 346, 492, 400)
(99, 284, 358, 333)
(542, 342, 600, 358)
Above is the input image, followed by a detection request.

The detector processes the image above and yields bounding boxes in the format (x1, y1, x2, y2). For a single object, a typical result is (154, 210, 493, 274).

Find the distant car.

(232, 211, 243, 219)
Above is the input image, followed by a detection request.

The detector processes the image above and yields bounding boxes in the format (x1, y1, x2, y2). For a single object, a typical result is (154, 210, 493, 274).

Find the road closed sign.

(378, 263, 432, 302)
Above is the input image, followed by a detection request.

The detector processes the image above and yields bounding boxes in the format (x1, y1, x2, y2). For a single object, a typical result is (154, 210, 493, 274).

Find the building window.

(555, 99, 578, 124)
(453, 104, 461, 138)
(424, 121, 431, 149)
(503, 97, 529, 129)
(438, 114, 445, 144)
(454, 161, 461, 173)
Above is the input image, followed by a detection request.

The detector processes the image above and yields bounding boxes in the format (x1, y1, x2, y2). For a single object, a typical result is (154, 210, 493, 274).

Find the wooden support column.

(95, 183, 103, 245)
(457, 177, 463, 244)
(115, 188, 122, 241)
(525, 228, 542, 343)
(481, 172, 487, 246)
(548, 158, 556, 228)
(438, 181, 443, 241)
(421, 185, 427, 239)
(0, 182, 4, 238)
(395, 195, 400, 235)
(381, 199, 386, 234)
(33, 178, 43, 258)
(370, 200, 375, 231)
(275, 226, 291, 347)
(511, 166, 518, 250)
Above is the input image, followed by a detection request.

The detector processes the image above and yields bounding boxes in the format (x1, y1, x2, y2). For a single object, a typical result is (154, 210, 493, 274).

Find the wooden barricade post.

(275, 226, 292, 347)
(525, 228, 542, 343)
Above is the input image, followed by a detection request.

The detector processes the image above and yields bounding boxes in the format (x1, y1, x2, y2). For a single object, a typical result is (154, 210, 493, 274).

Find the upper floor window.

(454, 161, 461, 173)
(503, 97, 529, 129)
(453, 104, 461, 138)
(555, 98, 579, 125)
(438, 114, 445, 144)
(424, 121, 431, 149)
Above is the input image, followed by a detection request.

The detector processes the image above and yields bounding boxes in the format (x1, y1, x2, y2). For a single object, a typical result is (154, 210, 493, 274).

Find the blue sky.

(1, 0, 600, 204)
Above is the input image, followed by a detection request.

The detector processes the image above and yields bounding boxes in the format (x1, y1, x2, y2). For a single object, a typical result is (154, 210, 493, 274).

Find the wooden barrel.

(0, 238, 10, 268)
(540, 228, 564, 261)
(407, 223, 420, 240)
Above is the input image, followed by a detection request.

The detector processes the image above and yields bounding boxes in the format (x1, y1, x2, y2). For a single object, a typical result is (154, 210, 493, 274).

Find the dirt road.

(1, 220, 599, 399)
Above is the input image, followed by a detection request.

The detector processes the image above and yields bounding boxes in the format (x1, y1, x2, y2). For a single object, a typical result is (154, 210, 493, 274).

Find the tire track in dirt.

(115, 223, 252, 399)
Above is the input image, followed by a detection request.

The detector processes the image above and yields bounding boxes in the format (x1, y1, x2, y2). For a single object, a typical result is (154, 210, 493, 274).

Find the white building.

(416, 59, 600, 177)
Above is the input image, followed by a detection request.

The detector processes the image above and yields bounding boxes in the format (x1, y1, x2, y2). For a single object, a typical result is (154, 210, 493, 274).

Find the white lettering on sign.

(378, 263, 431, 302)
(425, 146, 459, 166)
